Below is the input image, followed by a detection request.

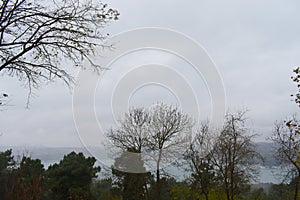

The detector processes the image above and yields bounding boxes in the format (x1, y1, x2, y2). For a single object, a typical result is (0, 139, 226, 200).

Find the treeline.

(0, 106, 299, 200)
(0, 148, 297, 200)
(0, 150, 100, 200)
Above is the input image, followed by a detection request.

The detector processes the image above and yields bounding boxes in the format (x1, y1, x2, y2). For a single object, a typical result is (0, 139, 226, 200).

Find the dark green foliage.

(0, 149, 300, 200)
(0, 150, 44, 200)
(0, 149, 15, 197)
(91, 178, 122, 200)
(266, 183, 294, 200)
(6, 157, 44, 200)
(0, 149, 14, 171)
(43, 151, 100, 200)
(190, 160, 215, 199)
(148, 177, 178, 200)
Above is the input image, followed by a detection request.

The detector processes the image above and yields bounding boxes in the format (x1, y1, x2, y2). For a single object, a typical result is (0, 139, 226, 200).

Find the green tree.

(0, 149, 15, 197)
(91, 178, 122, 200)
(44, 151, 100, 200)
(0, 150, 45, 200)
(266, 183, 294, 200)
(149, 176, 178, 200)
(0, 149, 14, 171)
(5, 156, 44, 200)
(171, 180, 199, 200)
(243, 188, 267, 200)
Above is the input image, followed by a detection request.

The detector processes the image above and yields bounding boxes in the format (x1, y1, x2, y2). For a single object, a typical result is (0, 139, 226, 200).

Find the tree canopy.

(44, 151, 100, 200)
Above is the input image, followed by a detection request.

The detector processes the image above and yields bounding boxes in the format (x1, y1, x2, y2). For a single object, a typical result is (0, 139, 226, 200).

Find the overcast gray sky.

(1, 0, 300, 147)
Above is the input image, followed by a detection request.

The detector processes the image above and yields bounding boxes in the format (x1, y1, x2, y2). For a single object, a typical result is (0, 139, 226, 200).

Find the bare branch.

(0, 0, 119, 95)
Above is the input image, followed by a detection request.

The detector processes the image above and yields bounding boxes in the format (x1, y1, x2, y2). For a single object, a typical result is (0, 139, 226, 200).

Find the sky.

(1, 0, 300, 149)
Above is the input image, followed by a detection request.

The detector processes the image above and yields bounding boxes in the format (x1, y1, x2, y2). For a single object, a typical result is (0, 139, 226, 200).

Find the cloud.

(1, 0, 300, 146)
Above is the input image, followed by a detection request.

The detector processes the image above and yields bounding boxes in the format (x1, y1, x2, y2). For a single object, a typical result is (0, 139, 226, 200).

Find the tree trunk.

(225, 180, 230, 200)
(156, 168, 160, 200)
(294, 175, 300, 200)
(144, 183, 149, 200)
(155, 149, 162, 200)
(204, 191, 209, 200)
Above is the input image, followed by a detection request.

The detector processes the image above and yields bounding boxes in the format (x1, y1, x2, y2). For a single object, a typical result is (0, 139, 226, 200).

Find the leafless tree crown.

(0, 0, 119, 89)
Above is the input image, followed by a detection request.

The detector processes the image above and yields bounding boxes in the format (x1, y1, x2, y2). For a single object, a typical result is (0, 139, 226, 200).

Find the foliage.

(91, 178, 122, 200)
(5, 156, 44, 200)
(0, 149, 298, 200)
(171, 180, 201, 200)
(291, 67, 300, 107)
(0, 149, 15, 197)
(43, 151, 100, 200)
(266, 183, 294, 200)
(148, 177, 178, 200)
(0, 149, 14, 171)
(0, 150, 45, 200)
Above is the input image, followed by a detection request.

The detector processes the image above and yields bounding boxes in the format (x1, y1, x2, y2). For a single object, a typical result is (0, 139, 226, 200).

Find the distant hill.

(0, 143, 286, 184)
(254, 142, 281, 167)
(0, 142, 281, 167)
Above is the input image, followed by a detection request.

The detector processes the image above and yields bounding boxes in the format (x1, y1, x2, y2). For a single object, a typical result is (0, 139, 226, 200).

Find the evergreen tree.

(44, 152, 100, 200)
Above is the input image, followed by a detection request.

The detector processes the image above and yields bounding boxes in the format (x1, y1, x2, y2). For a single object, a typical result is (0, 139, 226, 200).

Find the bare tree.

(0, 0, 119, 92)
(210, 111, 261, 200)
(271, 116, 300, 200)
(184, 121, 215, 200)
(107, 104, 193, 200)
(107, 107, 150, 154)
(107, 107, 151, 200)
(147, 104, 193, 200)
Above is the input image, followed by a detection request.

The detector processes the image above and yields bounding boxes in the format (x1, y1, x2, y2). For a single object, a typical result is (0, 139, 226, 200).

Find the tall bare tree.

(0, 0, 119, 92)
(107, 107, 151, 200)
(107, 104, 193, 200)
(147, 104, 193, 200)
(107, 108, 150, 154)
(210, 112, 261, 200)
(184, 121, 215, 200)
(272, 116, 300, 200)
